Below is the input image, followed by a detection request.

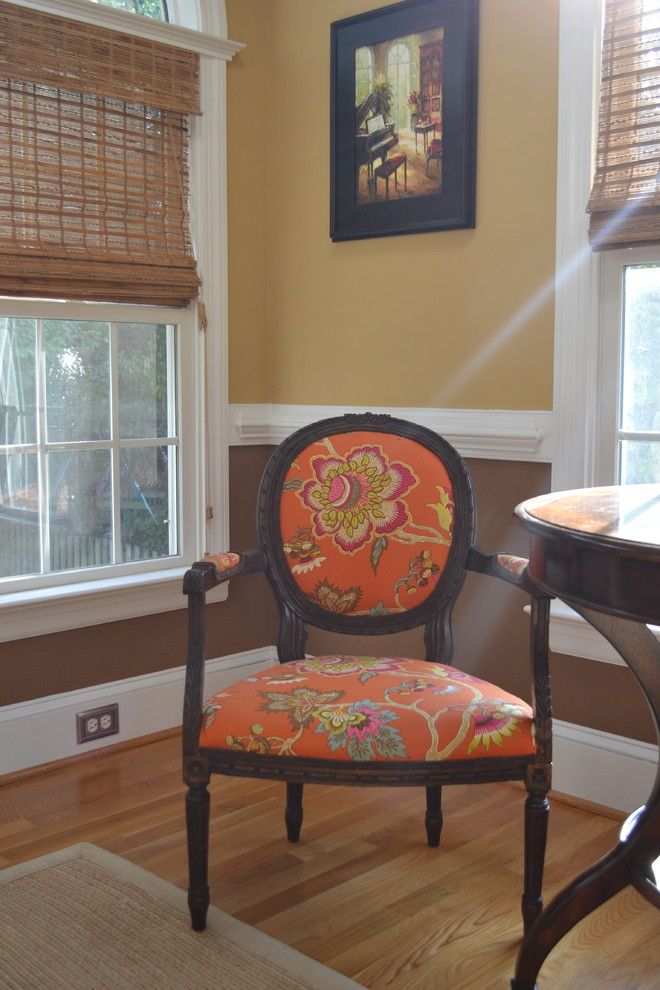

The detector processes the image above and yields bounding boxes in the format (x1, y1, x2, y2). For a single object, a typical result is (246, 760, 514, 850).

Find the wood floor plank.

(0, 735, 657, 989)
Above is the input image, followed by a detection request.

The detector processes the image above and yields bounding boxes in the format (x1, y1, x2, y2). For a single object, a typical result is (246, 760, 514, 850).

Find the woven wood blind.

(0, 0, 200, 305)
(587, 0, 660, 249)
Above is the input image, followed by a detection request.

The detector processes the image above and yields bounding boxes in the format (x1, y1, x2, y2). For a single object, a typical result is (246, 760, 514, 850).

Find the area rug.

(0, 843, 364, 990)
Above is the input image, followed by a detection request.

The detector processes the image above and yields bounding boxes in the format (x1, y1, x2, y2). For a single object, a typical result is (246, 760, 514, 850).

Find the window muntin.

(0, 311, 183, 586)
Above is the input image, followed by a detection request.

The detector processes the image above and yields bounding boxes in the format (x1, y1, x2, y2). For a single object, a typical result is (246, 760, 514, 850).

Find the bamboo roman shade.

(587, 0, 660, 249)
(0, 0, 201, 305)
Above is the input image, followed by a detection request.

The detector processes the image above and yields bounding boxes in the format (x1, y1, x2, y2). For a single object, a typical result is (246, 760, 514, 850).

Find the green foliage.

(373, 80, 393, 118)
(96, 0, 166, 20)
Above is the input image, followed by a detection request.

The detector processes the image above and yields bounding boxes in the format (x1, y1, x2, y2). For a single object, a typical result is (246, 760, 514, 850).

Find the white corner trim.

(551, 0, 603, 492)
(0, 569, 228, 644)
(0, 645, 277, 776)
(10, 0, 244, 60)
(229, 404, 554, 463)
(524, 600, 660, 666)
(553, 719, 657, 813)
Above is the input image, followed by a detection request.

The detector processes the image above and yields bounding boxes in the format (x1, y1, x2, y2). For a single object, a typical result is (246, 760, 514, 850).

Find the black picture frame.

(330, 0, 479, 242)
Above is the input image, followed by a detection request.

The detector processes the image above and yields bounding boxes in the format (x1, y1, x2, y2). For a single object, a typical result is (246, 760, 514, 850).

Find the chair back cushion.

(278, 428, 459, 618)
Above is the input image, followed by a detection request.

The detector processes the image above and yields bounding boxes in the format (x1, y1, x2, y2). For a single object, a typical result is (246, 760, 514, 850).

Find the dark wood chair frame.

(182, 413, 553, 936)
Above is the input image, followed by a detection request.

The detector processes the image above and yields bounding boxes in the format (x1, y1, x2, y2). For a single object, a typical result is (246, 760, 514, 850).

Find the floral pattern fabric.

(199, 655, 535, 763)
(204, 551, 241, 574)
(280, 432, 455, 615)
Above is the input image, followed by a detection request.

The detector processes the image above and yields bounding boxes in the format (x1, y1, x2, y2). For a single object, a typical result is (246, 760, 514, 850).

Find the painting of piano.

(331, 0, 478, 241)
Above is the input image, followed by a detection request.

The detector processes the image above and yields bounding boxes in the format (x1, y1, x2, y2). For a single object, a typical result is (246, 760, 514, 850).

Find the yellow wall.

(227, 0, 559, 410)
(226, 0, 271, 403)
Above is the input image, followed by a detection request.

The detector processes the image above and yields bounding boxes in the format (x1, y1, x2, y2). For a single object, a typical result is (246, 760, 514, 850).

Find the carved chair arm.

(467, 546, 535, 594)
(182, 548, 267, 759)
(467, 546, 552, 764)
(183, 548, 266, 594)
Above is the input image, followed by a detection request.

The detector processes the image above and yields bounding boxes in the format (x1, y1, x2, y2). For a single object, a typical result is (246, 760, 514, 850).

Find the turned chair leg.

(425, 786, 443, 847)
(186, 780, 211, 931)
(285, 782, 304, 843)
(521, 784, 550, 932)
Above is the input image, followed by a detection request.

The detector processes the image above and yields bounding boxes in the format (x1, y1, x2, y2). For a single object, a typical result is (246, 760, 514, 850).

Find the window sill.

(525, 600, 660, 665)
(0, 567, 228, 643)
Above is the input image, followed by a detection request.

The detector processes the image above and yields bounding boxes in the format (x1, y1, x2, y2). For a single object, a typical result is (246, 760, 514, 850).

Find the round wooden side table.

(511, 484, 660, 989)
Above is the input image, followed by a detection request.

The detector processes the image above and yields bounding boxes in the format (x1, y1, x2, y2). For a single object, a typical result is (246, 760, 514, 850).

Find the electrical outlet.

(76, 703, 119, 744)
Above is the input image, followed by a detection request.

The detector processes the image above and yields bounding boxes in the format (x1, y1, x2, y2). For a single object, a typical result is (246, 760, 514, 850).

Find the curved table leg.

(511, 844, 630, 988)
(513, 608, 660, 988)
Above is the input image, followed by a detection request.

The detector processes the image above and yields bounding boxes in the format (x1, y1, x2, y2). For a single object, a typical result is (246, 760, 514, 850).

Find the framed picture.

(330, 0, 479, 241)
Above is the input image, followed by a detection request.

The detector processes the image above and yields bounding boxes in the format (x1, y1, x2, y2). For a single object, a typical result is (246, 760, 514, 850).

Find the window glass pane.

(120, 445, 176, 561)
(44, 321, 111, 443)
(117, 323, 174, 439)
(621, 265, 660, 433)
(48, 450, 113, 571)
(88, 0, 168, 20)
(620, 440, 660, 485)
(0, 451, 40, 577)
(0, 318, 37, 445)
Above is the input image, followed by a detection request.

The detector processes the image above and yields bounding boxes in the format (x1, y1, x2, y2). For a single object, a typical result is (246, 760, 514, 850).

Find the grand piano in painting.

(355, 91, 398, 199)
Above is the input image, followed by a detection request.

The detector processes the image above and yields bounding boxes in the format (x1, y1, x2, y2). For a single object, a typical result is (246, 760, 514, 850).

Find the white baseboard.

(2, 650, 655, 814)
(553, 719, 657, 813)
(0, 646, 277, 777)
(229, 403, 554, 463)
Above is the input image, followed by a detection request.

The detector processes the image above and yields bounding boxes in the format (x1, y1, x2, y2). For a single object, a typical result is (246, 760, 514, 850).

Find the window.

(0, 0, 238, 639)
(355, 47, 374, 106)
(549, 0, 660, 662)
(387, 42, 412, 130)
(598, 249, 660, 484)
(0, 304, 196, 590)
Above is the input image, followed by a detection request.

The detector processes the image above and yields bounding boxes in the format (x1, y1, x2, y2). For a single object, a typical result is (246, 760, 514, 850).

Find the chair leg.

(521, 782, 550, 932)
(425, 786, 443, 847)
(285, 782, 304, 843)
(186, 780, 211, 931)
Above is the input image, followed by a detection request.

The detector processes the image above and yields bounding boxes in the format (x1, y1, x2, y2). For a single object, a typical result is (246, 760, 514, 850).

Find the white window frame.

(0, 0, 243, 641)
(551, 0, 660, 662)
(598, 246, 660, 485)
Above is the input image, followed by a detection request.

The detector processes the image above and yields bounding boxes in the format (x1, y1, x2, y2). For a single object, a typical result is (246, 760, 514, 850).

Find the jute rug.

(0, 843, 364, 990)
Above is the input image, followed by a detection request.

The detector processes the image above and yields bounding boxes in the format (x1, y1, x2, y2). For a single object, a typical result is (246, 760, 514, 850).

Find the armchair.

(182, 414, 552, 937)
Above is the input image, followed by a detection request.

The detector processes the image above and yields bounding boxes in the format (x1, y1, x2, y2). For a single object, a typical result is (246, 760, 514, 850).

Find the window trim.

(0, 0, 239, 640)
(551, 0, 660, 663)
(597, 245, 660, 485)
(8, 0, 243, 60)
(551, 0, 604, 494)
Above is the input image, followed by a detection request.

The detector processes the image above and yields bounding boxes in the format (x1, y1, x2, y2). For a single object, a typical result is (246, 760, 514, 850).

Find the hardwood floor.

(1, 735, 657, 989)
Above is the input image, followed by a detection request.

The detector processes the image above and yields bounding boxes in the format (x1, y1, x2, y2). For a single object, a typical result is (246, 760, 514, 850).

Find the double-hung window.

(0, 0, 239, 638)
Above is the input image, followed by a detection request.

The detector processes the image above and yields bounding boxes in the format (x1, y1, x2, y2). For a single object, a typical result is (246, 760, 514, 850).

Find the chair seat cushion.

(199, 656, 535, 763)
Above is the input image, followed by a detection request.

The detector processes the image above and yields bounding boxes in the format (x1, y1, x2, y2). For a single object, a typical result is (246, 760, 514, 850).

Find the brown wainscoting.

(0, 446, 277, 706)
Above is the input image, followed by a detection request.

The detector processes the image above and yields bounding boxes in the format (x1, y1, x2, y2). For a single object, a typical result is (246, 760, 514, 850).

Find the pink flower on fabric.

(299, 445, 417, 554)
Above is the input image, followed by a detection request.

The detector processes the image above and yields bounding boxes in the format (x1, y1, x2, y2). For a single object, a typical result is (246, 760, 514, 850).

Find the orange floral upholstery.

(200, 656, 535, 763)
(203, 551, 241, 574)
(280, 431, 455, 616)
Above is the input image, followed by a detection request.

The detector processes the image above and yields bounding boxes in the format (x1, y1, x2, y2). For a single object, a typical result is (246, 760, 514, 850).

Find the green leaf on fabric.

(371, 535, 388, 574)
(283, 478, 303, 491)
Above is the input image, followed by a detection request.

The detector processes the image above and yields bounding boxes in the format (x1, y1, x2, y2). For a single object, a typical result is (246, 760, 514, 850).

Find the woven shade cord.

(587, 0, 660, 249)
(0, 1, 200, 306)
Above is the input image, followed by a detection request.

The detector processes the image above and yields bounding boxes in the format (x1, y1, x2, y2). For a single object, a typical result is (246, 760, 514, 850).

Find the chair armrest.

(182, 548, 267, 761)
(467, 545, 535, 594)
(183, 548, 266, 593)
